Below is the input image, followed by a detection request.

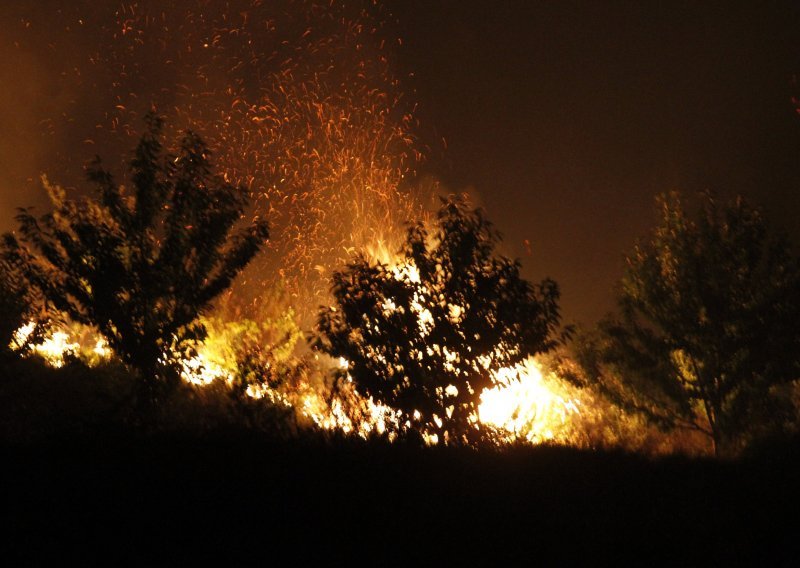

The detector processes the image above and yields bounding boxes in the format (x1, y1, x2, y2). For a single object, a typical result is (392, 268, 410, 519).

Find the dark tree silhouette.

(314, 196, 565, 444)
(0, 252, 49, 363)
(2, 114, 269, 400)
(571, 192, 800, 455)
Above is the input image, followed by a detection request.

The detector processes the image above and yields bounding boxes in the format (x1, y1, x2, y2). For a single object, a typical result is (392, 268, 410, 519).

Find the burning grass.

(7, 318, 578, 443)
(5, 314, 709, 455)
(1, 2, 717, 456)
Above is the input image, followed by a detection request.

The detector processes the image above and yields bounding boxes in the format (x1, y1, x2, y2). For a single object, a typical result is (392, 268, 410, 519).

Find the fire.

(93, 338, 111, 359)
(11, 322, 115, 368)
(11, 322, 79, 368)
(11, 318, 582, 445)
(37, 332, 80, 368)
(180, 352, 230, 387)
(10, 321, 36, 351)
(480, 358, 581, 444)
(7, 4, 578, 446)
(12, 2, 435, 328)
(326, 354, 581, 445)
(300, 386, 400, 439)
(337, 249, 583, 445)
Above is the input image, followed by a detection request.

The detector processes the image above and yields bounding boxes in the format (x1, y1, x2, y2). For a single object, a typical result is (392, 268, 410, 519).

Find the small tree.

(314, 196, 564, 444)
(3, 114, 269, 400)
(574, 192, 800, 455)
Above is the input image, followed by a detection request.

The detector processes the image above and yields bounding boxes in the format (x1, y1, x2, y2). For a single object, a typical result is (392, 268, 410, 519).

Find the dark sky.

(2, 1, 800, 324)
(391, 0, 800, 323)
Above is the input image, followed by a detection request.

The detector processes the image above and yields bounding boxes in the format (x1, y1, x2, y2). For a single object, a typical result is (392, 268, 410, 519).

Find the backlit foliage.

(0, 253, 49, 359)
(3, 115, 269, 398)
(573, 192, 800, 455)
(314, 197, 566, 444)
(13, 1, 431, 321)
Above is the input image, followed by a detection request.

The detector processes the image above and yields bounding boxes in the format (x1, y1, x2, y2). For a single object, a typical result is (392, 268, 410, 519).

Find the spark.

(17, 1, 434, 323)
(9, 2, 584, 446)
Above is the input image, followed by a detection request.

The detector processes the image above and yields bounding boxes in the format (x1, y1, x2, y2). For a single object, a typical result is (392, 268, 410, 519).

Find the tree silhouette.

(2, 114, 269, 401)
(314, 196, 564, 444)
(572, 192, 800, 455)
(0, 252, 49, 363)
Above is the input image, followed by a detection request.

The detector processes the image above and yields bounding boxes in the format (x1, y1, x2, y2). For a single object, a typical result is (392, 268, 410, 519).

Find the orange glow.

(12, 318, 582, 446)
(480, 358, 581, 444)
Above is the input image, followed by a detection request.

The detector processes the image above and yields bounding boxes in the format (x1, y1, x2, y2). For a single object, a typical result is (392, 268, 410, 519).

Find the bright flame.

(7, 4, 587, 447)
(10, 321, 36, 351)
(35, 332, 79, 368)
(480, 358, 580, 444)
(180, 352, 229, 386)
(93, 338, 111, 359)
(11, 321, 110, 367)
(11, 323, 79, 368)
(337, 254, 583, 444)
(11, 320, 582, 446)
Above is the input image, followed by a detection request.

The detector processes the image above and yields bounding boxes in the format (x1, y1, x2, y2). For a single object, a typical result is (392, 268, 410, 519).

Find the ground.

(3, 428, 798, 565)
(1, 358, 797, 565)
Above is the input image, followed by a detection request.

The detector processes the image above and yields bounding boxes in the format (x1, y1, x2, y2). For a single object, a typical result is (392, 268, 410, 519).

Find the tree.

(313, 196, 565, 444)
(2, 114, 269, 401)
(0, 253, 49, 364)
(573, 192, 800, 455)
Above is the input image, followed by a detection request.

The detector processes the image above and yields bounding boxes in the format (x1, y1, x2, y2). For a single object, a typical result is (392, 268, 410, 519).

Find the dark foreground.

(3, 429, 799, 566)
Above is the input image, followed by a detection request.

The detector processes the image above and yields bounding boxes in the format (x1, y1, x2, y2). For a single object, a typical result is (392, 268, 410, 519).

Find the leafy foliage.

(2, 114, 269, 399)
(0, 254, 46, 360)
(0, 237, 55, 362)
(200, 312, 302, 396)
(314, 196, 565, 444)
(572, 192, 800, 455)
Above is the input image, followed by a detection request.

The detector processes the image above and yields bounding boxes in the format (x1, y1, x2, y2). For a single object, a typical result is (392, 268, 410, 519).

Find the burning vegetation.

(313, 196, 569, 445)
(0, 1, 603, 450)
(1, 1, 798, 458)
(4, 5, 800, 565)
(0, 115, 588, 446)
(6, 0, 431, 320)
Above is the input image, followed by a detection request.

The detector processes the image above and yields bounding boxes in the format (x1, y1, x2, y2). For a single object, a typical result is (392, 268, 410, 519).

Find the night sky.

(2, 1, 800, 324)
(392, 0, 800, 323)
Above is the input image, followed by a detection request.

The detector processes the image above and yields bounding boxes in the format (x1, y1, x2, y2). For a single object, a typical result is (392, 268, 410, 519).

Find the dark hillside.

(3, 427, 798, 566)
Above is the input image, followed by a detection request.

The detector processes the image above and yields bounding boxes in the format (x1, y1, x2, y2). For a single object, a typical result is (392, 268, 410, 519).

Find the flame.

(11, 303, 581, 446)
(10, 321, 36, 350)
(10, 257, 582, 445)
(93, 338, 111, 359)
(35, 332, 80, 368)
(480, 358, 580, 444)
(5, 4, 591, 447)
(324, 356, 582, 445)
(331, 253, 583, 445)
(180, 352, 230, 386)
(11, 321, 117, 368)
(10, 322, 80, 368)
